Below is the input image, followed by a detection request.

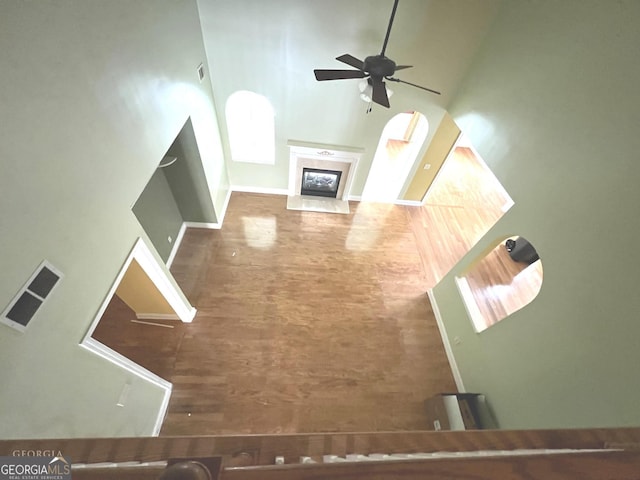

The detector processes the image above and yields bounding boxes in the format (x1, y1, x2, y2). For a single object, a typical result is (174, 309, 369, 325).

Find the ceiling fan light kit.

(313, 0, 440, 109)
(359, 80, 392, 104)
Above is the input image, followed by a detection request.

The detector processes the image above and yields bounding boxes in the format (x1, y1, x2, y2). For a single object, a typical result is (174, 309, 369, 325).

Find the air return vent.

(1, 261, 63, 332)
(197, 63, 205, 82)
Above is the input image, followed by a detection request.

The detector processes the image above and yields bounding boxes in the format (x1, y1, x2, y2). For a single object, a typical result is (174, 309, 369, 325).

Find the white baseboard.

(394, 199, 423, 206)
(167, 190, 231, 250)
(230, 185, 289, 196)
(166, 223, 187, 269)
(136, 313, 181, 321)
(215, 187, 233, 227)
(152, 383, 172, 436)
(183, 221, 221, 230)
(427, 289, 466, 392)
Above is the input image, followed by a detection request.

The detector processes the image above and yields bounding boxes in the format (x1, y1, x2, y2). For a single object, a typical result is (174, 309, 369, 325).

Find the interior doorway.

(81, 238, 195, 407)
(409, 135, 514, 288)
(90, 258, 186, 379)
(362, 111, 428, 202)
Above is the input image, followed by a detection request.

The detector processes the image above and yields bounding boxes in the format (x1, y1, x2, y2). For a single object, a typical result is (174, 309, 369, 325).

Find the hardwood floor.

(408, 146, 512, 286)
(92, 294, 185, 380)
(422, 146, 542, 329)
(162, 194, 456, 435)
(93, 146, 516, 436)
(94, 141, 524, 435)
(464, 242, 544, 329)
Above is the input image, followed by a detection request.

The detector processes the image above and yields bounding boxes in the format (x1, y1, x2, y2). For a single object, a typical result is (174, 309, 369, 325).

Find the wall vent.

(197, 63, 205, 82)
(1, 261, 63, 332)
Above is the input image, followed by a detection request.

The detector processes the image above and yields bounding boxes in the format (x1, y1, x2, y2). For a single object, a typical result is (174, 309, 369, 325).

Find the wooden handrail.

(2, 428, 640, 466)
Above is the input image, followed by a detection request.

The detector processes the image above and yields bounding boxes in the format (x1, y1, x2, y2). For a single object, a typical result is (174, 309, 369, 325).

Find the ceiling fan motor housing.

(363, 55, 396, 77)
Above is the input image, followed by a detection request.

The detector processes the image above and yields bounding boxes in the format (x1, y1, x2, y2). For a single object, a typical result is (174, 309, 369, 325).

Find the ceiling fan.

(313, 0, 440, 109)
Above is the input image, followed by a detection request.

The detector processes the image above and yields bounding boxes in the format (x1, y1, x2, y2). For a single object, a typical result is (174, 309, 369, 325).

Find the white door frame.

(79, 237, 196, 435)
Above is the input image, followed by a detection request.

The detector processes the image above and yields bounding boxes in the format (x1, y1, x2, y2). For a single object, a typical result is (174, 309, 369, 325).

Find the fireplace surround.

(287, 141, 363, 214)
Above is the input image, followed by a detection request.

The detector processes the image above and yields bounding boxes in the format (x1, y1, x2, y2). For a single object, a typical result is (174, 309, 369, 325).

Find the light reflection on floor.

(241, 216, 277, 249)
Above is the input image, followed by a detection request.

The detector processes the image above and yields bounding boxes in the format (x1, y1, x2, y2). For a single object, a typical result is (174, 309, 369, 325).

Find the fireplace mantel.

(286, 141, 363, 214)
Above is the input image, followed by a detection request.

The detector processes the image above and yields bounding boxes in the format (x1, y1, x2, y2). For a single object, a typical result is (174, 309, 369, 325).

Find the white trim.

(348, 195, 362, 202)
(393, 199, 423, 207)
(153, 385, 172, 436)
(166, 223, 187, 269)
(80, 338, 172, 437)
(427, 289, 465, 392)
(183, 221, 221, 230)
(230, 185, 289, 196)
(82, 237, 197, 327)
(136, 313, 181, 321)
(129, 239, 196, 323)
(84, 238, 195, 337)
(81, 338, 172, 389)
(215, 187, 233, 227)
(287, 143, 361, 201)
(286, 195, 350, 215)
(79, 237, 194, 436)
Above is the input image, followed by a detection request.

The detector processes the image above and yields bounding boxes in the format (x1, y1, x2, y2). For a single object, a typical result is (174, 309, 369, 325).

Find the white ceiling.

(196, 0, 502, 188)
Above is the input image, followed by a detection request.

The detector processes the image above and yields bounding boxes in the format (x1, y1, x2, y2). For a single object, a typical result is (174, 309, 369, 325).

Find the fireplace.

(287, 141, 363, 214)
(300, 168, 342, 198)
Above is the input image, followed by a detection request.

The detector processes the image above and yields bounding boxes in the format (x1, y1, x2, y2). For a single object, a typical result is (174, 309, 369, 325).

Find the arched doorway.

(361, 111, 428, 202)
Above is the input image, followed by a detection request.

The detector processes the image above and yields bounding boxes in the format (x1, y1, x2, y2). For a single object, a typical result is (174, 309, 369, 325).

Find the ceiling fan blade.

(371, 77, 390, 108)
(314, 69, 367, 81)
(386, 76, 441, 95)
(336, 54, 364, 70)
(394, 65, 413, 71)
(380, 0, 399, 57)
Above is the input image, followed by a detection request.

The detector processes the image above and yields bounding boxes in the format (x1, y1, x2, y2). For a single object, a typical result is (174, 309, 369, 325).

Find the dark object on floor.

(505, 237, 539, 265)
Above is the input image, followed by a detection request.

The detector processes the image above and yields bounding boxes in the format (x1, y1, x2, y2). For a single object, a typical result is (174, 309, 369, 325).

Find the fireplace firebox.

(300, 168, 342, 198)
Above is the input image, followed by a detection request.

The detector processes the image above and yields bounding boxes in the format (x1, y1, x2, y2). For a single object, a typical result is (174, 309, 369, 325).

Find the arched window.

(225, 91, 275, 164)
(456, 236, 543, 332)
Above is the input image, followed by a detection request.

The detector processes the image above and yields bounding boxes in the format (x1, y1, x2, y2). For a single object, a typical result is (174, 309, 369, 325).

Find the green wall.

(0, 0, 228, 439)
(133, 170, 184, 264)
(433, 0, 640, 429)
(164, 119, 218, 224)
